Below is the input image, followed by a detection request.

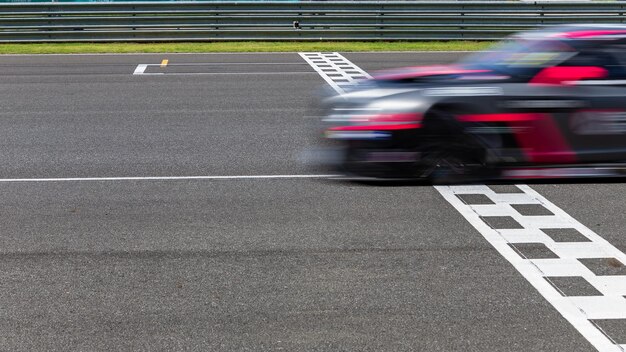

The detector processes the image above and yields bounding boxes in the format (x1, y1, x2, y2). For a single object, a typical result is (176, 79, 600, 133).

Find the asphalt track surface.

(0, 52, 624, 351)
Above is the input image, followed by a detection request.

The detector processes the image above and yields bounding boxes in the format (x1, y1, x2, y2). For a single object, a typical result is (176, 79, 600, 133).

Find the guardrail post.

(460, 4, 465, 32)
(131, 5, 136, 31)
(214, 5, 219, 30)
(379, 3, 384, 31)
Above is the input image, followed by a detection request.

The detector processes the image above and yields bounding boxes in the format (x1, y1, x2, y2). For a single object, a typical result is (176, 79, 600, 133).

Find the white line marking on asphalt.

(151, 62, 309, 66)
(132, 63, 314, 76)
(132, 64, 148, 75)
(133, 62, 310, 75)
(138, 72, 316, 76)
(299, 52, 371, 94)
(300, 51, 626, 352)
(0, 175, 336, 183)
(436, 185, 626, 352)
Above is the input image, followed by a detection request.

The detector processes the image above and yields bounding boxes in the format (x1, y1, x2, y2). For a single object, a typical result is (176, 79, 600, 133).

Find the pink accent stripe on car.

(561, 30, 626, 38)
(329, 123, 422, 131)
(458, 113, 541, 122)
(458, 113, 577, 163)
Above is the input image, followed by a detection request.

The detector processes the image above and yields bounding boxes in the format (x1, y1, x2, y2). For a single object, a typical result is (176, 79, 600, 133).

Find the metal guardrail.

(1, 1, 626, 42)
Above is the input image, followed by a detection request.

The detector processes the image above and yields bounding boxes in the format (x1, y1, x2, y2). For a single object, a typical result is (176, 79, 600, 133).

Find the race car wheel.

(419, 108, 491, 184)
(422, 144, 487, 184)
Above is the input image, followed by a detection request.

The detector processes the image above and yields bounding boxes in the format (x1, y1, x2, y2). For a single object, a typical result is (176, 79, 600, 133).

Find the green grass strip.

(0, 41, 494, 54)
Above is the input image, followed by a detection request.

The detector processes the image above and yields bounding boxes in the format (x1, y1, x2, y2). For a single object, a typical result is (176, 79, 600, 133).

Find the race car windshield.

(461, 39, 577, 77)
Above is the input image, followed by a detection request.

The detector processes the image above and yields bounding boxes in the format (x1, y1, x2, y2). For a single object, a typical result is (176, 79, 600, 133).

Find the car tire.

(419, 108, 492, 184)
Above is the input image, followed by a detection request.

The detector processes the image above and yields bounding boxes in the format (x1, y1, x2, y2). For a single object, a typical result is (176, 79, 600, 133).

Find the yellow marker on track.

(160, 59, 169, 67)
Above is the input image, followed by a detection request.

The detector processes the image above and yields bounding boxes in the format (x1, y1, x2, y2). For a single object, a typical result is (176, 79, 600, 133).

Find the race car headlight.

(365, 100, 423, 111)
(324, 100, 423, 123)
(322, 98, 424, 135)
(325, 111, 423, 133)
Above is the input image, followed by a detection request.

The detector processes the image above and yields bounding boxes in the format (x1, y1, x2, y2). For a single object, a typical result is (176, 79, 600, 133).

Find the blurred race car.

(316, 25, 626, 182)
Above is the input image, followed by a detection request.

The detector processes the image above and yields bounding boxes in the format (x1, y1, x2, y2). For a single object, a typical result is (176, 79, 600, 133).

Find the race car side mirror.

(529, 66, 608, 85)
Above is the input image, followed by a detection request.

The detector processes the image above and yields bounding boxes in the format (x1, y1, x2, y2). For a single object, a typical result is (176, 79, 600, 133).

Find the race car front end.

(318, 90, 427, 179)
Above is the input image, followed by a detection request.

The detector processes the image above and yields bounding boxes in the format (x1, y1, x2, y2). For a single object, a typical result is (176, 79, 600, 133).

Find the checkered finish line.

(300, 52, 626, 351)
(299, 52, 371, 94)
(437, 185, 626, 351)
